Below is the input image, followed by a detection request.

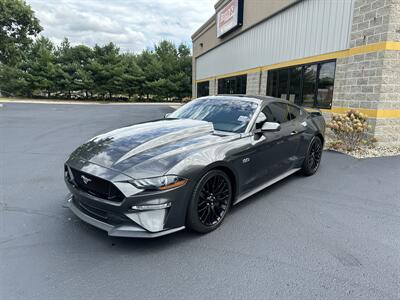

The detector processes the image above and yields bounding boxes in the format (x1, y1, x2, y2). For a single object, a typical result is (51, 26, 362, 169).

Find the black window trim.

(251, 100, 291, 131)
(266, 59, 336, 109)
(287, 103, 303, 121)
(315, 60, 336, 109)
(217, 74, 247, 95)
(251, 100, 306, 133)
(197, 81, 210, 97)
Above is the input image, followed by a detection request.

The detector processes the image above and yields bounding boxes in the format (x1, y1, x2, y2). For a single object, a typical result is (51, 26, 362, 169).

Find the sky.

(27, 0, 216, 52)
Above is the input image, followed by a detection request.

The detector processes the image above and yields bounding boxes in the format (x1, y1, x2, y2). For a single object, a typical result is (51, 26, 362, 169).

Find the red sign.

(217, 0, 242, 38)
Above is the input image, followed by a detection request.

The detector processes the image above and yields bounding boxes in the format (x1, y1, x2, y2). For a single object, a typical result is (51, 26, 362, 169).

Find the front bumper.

(64, 161, 193, 238)
(66, 194, 184, 238)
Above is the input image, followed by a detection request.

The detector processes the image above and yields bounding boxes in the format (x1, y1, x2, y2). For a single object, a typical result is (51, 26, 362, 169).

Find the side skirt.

(234, 168, 301, 205)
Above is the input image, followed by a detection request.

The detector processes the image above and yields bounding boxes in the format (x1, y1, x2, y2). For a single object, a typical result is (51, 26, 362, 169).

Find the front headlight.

(130, 175, 188, 191)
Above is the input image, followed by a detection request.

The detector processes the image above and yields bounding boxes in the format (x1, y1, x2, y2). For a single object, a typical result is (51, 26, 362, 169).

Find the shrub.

(327, 109, 374, 151)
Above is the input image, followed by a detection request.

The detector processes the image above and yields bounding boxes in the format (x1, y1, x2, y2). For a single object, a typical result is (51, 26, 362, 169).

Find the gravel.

(325, 145, 400, 159)
(324, 134, 400, 159)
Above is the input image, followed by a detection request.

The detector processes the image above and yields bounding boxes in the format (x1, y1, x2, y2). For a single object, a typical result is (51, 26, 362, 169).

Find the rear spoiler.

(304, 108, 322, 118)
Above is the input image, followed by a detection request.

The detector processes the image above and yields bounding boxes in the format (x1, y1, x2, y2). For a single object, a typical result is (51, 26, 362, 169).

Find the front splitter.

(66, 195, 185, 238)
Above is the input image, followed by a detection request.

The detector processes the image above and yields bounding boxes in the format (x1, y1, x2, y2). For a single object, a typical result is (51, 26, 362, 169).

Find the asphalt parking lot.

(1, 102, 399, 300)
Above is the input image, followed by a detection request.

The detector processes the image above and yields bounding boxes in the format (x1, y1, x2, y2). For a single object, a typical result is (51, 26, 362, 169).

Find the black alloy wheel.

(302, 136, 323, 176)
(198, 174, 230, 226)
(186, 170, 232, 233)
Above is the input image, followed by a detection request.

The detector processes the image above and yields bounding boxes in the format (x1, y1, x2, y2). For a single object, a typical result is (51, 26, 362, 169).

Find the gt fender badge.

(242, 157, 250, 164)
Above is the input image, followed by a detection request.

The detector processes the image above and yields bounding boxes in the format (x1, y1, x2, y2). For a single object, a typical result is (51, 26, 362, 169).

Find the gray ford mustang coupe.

(64, 95, 325, 237)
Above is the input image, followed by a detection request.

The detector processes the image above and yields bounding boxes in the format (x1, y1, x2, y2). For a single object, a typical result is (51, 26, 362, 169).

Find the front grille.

(68, 166, 125, 202)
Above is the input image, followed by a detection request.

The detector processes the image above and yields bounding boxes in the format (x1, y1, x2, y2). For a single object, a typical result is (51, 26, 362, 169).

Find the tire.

(301, 136, 323, 176)
(186, 169, 232, 233)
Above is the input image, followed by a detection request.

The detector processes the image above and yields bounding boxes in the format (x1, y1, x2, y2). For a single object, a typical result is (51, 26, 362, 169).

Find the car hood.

(69, 119, 237, 178)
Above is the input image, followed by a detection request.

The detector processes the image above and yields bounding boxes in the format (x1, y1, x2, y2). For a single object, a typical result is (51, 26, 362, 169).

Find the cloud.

(27, 0, 216, 52)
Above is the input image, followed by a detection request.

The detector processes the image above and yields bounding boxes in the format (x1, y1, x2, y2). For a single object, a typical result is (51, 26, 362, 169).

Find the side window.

(288, 104, 302, 120)
(261, 106, 274, 122)
(267, 103, 290, 124)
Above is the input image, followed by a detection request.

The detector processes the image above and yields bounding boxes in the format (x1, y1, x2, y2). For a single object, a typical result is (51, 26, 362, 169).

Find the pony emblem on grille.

(81, 175, 92, 184)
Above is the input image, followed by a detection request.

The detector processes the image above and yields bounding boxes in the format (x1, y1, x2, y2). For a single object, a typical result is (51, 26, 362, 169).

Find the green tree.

(72, 45, 95, 98)
(54, 38, 73, 97)
(0, 0, 42, 65)
(23, 37, 58, 97)
(54, 39, 94, 98)
(136, 49, 162, 100)
(120, 54, 144, 100)
(90, 42, 123, 99)
(149, 41, 192, 100)
(0, 63, 29, 96)
(176, 43, 192, 98)
(154, 40, 179, 99)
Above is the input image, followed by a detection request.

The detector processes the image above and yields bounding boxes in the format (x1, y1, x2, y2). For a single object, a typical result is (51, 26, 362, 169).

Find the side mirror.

(164, 113, 171, 118)
(261, 122, 280, 132)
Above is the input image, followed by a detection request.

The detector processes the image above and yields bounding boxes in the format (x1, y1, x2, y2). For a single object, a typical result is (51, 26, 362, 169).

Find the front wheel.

(301, 136, 323, 176)
(186, 170, 232, 233)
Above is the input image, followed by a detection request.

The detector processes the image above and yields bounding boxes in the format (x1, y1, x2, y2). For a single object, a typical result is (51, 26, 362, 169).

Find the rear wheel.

(301, 136, 323, 176)
(186, 170, 232, 233)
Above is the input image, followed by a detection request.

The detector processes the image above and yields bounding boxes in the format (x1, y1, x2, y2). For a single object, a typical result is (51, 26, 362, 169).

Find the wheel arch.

(200, 162, 239, 202)
(315, 132, 324, 145)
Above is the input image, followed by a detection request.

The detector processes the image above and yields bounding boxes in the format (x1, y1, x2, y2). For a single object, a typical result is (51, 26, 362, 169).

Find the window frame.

(217, 74, 247, 95)
(258, 101, 291, 125)
(287, 103, 303, 121)
(266, 59, 336, 109)
(315, 61, 336, 109)
(197, 81, 210, 98)
(251, 101, 305, 133)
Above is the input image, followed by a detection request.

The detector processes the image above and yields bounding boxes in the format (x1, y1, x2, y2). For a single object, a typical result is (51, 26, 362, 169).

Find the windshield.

(168, 98, 258, 133)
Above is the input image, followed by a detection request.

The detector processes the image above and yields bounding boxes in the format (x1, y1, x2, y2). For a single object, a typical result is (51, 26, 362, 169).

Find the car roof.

(200, 94, 290, 105)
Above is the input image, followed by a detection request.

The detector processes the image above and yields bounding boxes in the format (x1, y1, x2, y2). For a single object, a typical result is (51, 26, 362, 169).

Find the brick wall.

(350, 0, 400, 47)
(332, 0, 400, 144)
(246, 72, 261, 95)
(260, 71, 268, 96)
(209, 79, 217, 96)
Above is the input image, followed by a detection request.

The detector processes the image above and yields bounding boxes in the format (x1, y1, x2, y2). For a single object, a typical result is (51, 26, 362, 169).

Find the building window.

(266, 70, 278, 97)
(266, 60, 336, 109)
(277, 69, 288, 100)
(218, 74, 247, 94)
(302, 65, 318, 107)
(197, 81, 210, 97)
(316, 62, 335, 109)
(289, 67, 302, 104)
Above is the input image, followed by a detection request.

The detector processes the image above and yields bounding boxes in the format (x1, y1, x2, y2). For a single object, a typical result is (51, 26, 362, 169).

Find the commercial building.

(192, 0, 400, 144)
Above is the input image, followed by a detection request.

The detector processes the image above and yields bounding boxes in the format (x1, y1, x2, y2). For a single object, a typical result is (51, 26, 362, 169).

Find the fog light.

(131, 202, 171, 211)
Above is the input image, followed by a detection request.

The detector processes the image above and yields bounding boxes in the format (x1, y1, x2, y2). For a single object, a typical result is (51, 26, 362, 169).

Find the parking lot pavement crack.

(0, 231, 42, 246)
(0, 202, 63, 219)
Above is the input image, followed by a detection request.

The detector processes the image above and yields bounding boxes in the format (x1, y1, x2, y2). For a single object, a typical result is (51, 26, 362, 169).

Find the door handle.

(290, 131, 298, 135)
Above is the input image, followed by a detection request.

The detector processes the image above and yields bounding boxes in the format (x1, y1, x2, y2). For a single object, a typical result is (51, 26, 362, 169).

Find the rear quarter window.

(267, 103, 290, 124)
(288, 104, 303, 120)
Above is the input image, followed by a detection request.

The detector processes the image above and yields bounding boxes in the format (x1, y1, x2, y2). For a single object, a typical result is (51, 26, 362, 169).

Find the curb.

(0, 99, 182, 106)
